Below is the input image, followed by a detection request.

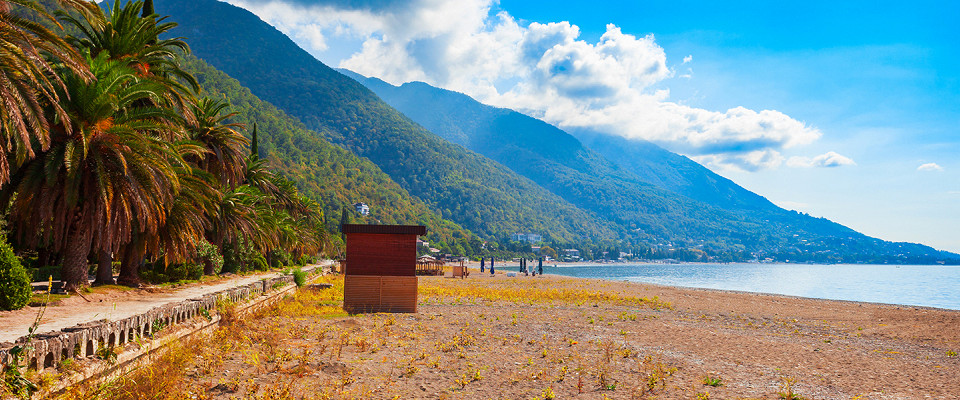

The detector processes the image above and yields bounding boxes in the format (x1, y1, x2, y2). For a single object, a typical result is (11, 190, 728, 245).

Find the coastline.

(461, 261, 960, 311)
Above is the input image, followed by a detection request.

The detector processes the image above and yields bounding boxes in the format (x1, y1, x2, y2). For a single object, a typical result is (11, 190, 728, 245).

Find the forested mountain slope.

(179, 56, 476, 252)
(157, 0, 618, 243)
(342, 73, 959, 263)
(340, 74, 774, 243)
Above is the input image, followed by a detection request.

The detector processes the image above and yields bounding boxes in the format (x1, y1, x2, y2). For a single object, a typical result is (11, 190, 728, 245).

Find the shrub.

(29, 265, 61, 282)
(293, 268, 307, 287)
(166, 263, 204, 282)
(0, 236, 31, 310)
(221, 240, 268, 273)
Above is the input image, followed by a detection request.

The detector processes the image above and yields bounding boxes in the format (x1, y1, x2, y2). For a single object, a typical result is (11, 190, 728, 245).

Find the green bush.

(269, 250, 292, 269)
(197, 239, 223, 274)
(166, 263, 204, 282)
(140, 263, 203, 284)
(0, 237, 32, 310)
(292, 267, 306, 287)
(29, 265, 61, 282)
(221, 240, 268, 274)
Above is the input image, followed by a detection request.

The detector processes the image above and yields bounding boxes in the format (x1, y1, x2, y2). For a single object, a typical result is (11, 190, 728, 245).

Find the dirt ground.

(59, 273, 960, 399)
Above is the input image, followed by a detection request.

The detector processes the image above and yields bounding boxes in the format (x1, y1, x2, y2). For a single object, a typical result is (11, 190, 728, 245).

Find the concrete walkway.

(0, 261, 331, 343)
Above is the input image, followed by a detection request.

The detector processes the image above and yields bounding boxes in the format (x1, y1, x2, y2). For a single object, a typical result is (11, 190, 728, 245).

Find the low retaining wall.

(0, 273, 296, 373)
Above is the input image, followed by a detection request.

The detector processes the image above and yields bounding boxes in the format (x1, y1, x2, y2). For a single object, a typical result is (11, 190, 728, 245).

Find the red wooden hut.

(341, 224, 426, 313)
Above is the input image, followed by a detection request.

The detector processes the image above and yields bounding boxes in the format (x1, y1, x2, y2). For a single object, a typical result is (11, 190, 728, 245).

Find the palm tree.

(184, 96, 248, 187)
(0, 0, 93, 184)
(59, 0, 198, 113)
(119, 141, 214, 286)
(7, 53, 181, 292)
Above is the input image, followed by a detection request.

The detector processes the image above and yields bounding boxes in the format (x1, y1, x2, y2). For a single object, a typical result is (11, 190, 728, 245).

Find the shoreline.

(459, 261, 960, 311)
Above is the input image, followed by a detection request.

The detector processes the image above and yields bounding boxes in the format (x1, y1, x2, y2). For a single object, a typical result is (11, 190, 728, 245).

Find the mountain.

(338, 74, 772, 242)
(177, 56, 477, 252)
(570, 130, 778, 212)
(156, 0, 618, 244)
(340, 73, 959, 264)
(147, 0, 957, 263)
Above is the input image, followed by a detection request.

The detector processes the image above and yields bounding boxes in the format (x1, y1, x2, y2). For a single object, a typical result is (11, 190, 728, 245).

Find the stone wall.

(0, 274, 295, 372)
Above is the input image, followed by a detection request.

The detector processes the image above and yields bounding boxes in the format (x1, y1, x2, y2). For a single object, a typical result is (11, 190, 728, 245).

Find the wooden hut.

(342, 224, 426, 313)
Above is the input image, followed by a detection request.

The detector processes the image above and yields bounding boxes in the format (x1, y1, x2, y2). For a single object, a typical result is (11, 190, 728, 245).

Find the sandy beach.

(57, 272, 960, 399)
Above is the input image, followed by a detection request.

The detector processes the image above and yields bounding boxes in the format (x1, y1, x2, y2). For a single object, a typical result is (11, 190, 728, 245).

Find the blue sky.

(225, 0, 960, 252)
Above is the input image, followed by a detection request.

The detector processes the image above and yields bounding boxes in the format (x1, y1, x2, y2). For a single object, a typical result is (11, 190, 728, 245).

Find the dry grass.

(49, 274, 836, 399)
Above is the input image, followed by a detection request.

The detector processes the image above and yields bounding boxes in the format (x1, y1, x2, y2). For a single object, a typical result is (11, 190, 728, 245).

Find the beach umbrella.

(480, 258, 485, 273)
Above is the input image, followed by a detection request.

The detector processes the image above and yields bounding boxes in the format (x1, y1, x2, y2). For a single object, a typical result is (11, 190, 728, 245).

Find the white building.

(353, 202, 370, 216)
(511, 232, 542, 243)
(562, 249, 581, 259)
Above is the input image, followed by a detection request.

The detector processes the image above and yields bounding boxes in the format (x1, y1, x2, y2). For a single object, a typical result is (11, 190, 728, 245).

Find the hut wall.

(342, 224, 424, 313)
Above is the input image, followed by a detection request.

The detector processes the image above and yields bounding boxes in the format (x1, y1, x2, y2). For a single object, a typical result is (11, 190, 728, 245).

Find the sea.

(507, 263, 960, 310)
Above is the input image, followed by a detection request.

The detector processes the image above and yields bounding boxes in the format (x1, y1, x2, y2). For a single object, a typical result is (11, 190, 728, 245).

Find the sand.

(62, 272, 960, 400)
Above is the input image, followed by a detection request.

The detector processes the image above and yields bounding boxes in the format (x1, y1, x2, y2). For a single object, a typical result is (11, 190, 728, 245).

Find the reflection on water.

(529, 263, 960, 310)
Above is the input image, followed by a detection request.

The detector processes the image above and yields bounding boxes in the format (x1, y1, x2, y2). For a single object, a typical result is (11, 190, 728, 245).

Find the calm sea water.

(509, 263, 960, 310)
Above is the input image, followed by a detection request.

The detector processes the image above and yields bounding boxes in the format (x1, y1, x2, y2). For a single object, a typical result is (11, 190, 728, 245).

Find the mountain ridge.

(157, 0, 620, 244)
(157, 0, 957, 263)
(339, 71, 959, 263)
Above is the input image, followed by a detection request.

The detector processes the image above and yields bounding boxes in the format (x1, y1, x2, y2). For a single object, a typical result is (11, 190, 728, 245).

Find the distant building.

(511, 232, 542, 243)
(563, 249, 580, 259)
(353, 202, 370, 216)
(531, 246, 541, 254)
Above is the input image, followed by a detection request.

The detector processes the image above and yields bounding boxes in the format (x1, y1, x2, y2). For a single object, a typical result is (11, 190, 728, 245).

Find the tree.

(0, 0, 93, 184)
(183, 96, 248, 187)
(7, 53, 181, 292)
(539, 245, 557, 260)
(60, 0, 198, 112)
(250, 122, 259, 159)
(141, 0, 153, 17)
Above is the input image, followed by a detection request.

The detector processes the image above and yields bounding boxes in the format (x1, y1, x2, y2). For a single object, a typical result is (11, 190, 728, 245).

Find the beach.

(58, 272, 960, 399)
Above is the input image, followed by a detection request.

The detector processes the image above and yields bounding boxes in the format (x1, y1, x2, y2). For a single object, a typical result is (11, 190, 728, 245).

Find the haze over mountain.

(155, 0, 956, 263)
(340, 73, 777, 213)
(337, 71, 958, 263)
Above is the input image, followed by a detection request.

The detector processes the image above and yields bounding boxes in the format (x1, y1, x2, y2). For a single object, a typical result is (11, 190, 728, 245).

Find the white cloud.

(786, 151, 857, 168)
(693, 149, 786, 173)
(225, 0, 826, 172)
(917, 162, 944, 172)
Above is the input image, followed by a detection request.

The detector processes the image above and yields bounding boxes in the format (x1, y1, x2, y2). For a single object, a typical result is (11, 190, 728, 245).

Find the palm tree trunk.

(62, 225, 93, 293)
(94, 249, 115, 286)
(118, 240, 144, 287)
(37, 247, 52, 268)
(203, 257, 216, 275)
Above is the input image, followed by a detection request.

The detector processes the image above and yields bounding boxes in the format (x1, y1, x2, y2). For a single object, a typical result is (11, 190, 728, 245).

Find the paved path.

(0, 262, 330, 343)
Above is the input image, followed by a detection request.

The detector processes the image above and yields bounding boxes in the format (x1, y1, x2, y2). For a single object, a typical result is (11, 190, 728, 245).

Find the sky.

(222, 0, 960, 253)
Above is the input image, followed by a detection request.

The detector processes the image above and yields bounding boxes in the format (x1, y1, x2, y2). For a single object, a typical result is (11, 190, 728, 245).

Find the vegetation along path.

(0, 262, 329, 344)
